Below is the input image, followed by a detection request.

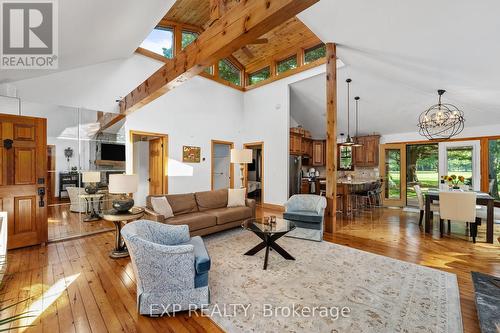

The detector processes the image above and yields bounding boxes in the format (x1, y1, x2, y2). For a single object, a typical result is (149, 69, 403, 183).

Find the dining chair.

(414, 185, 439, 226)
(439, 191, 480, 243)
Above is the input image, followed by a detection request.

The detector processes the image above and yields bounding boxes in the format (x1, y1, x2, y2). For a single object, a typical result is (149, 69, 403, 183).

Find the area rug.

(203, 229, 463, 333)
(285, 227, 322, 242)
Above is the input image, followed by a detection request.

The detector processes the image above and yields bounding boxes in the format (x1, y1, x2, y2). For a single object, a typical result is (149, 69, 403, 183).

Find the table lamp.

(230, 148, 252, 188)
(82, 171, 101, 194)
(108, 174, 138, 213)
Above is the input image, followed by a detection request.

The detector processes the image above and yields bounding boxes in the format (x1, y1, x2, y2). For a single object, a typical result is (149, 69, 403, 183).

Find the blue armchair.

(283, 194, 327, 241)
(121, 220, 210, 316)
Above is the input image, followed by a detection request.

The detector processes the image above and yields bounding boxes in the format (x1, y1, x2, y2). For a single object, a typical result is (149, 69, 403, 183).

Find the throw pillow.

(227, 188, 246, 207)
(151, 196, 174, 218)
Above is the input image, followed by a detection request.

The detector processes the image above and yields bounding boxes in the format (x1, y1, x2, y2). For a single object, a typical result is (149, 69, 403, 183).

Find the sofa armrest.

(144, 207, 165, 222)
(246, 198, 256, 217)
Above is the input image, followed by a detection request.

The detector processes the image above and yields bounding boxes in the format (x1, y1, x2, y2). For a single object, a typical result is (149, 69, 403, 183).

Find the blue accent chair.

(121, 220, 210, 316)
(283, 194, 327, 241)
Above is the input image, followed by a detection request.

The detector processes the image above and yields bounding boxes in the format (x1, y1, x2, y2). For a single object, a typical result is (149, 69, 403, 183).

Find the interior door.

(380, 143, 407, 207)
(149, 137, 164, 195)
(0, 114, 47, 249)
(212, 143, 231, 190)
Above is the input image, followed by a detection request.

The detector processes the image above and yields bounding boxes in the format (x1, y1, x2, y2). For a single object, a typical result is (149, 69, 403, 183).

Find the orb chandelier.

(418, 89, 465, 140)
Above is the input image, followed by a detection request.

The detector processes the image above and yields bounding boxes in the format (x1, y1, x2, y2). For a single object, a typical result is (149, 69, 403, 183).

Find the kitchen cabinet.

(353, 135, 380, 167)
(300, 179, 310, 194)
(302, 138, 312, 157)
(312, 140, 326, 166)
(290, 131, 302, 155)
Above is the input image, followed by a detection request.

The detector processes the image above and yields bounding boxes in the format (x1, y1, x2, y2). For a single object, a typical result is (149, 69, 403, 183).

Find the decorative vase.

(112, 199, 134, 213)
(452, 186, 460, 190)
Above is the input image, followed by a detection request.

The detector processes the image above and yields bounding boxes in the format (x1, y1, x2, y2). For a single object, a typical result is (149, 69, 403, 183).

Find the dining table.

(424, 189, 495, 243)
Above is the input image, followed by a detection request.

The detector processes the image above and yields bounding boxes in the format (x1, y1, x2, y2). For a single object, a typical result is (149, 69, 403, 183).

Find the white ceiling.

(296, 0, 500, 137)
(0, 0, 175, 83)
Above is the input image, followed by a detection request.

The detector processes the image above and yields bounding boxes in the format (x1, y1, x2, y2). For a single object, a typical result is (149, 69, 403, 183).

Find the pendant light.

(342, 78, 354, 146)
(352, 96, 363, 147)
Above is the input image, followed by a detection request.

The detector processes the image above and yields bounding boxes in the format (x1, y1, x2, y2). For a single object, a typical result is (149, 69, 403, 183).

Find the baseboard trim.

(261, 203, 285, 212)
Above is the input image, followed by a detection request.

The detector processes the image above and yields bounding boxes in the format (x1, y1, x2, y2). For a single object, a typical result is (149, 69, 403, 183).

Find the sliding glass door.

(380, 144, 406, 207)
(406, 143, 439, 206)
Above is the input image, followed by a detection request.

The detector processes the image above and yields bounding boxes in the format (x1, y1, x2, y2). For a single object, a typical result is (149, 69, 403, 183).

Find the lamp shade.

(230, 149, 252, 164)
(108, 174, 138, 194)
(82, 171, 101, 183)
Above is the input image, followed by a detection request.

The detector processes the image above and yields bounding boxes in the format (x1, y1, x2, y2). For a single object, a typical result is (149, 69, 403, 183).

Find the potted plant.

(442, 174, 465, 189)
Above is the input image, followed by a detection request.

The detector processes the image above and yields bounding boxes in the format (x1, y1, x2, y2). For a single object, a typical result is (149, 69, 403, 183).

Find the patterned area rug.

(203, 228, 463, 333)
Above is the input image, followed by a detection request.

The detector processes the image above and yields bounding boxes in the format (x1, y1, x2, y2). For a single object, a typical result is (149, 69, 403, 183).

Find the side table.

(102, 207, 144, 259)
(79, 193, 104, 222)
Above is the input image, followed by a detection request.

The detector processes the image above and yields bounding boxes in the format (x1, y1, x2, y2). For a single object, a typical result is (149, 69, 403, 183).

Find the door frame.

(129, 130, 169, 194)
(243, 142, 264, 204)
(210, 140, 234, 190)
(379, 143, 407, 207)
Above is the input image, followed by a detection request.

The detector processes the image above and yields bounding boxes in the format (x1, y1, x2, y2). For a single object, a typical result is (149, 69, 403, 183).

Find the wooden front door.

(149, 137, 164, 195)
(0, 114, 47, 249)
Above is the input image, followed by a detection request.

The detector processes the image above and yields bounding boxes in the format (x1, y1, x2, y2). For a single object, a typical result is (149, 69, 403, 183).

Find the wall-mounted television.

(101, 143, 125, 161)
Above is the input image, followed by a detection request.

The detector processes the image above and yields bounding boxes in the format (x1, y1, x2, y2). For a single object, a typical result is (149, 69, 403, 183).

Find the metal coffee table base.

(244, 231, 295, 270)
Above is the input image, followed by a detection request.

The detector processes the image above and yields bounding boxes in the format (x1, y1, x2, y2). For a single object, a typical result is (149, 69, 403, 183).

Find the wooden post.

(325, 43, 337, 235)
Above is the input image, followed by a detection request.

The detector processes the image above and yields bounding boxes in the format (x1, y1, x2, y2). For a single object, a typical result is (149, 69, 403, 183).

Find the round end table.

(102, 207, 144, 259)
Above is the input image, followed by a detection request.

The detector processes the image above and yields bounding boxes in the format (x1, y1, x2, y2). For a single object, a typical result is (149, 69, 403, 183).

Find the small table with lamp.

(102, 174, 143, 258)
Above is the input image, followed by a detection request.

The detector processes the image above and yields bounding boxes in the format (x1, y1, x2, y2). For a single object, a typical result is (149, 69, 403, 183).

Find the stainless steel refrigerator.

(289, 155, 302, 197)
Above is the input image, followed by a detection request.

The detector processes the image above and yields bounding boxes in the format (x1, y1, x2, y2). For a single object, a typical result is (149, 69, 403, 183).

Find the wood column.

(325, 43, 337, 235)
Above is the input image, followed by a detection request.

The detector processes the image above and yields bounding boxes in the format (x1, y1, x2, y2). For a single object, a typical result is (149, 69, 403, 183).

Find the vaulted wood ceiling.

(161, 0, 322, 70)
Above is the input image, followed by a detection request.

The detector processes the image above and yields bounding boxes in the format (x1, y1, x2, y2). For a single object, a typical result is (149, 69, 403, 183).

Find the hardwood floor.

(1, 207, 498, 332)
(48, 204, 114, 241)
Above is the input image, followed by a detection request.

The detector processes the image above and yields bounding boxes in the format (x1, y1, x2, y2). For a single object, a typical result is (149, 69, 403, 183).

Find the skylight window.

(304, 43, 326, 64)
(181, 31, 199, 49)
(248, 66, 270, 85)
(218, 59, 241, 86)
(140, 27, 174, 59)
(277, 55, 297, 74)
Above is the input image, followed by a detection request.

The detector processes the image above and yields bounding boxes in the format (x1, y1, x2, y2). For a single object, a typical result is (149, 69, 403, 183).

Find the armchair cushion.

(182, 236, 211, 274)
(284, 211, 323, 224)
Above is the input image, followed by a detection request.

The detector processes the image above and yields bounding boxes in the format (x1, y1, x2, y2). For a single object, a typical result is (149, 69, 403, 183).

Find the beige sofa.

(144, 189, 256, 236)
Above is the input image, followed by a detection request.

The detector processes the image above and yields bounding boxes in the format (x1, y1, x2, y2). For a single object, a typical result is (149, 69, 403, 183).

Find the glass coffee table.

(242, 218, 296, 270)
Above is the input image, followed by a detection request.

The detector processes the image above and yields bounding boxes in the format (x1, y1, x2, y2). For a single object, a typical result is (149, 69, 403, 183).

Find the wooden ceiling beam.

(120, 0, 319, 115)
(207, 0, 227, 28)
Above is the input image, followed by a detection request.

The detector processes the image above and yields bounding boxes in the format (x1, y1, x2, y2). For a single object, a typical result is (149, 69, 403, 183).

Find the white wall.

(125, 75, 244, 194)
(242, 66, 326, 205)
(3, 54, 163, 113)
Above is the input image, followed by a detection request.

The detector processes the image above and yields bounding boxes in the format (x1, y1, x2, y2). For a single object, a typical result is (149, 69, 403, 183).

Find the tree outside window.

(304, 44, 326, 64)
(218, 59, 241, 86)
(181, 31, 199, 49)
(248, 67, 270, 85)
(277, 55, 297, 74)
